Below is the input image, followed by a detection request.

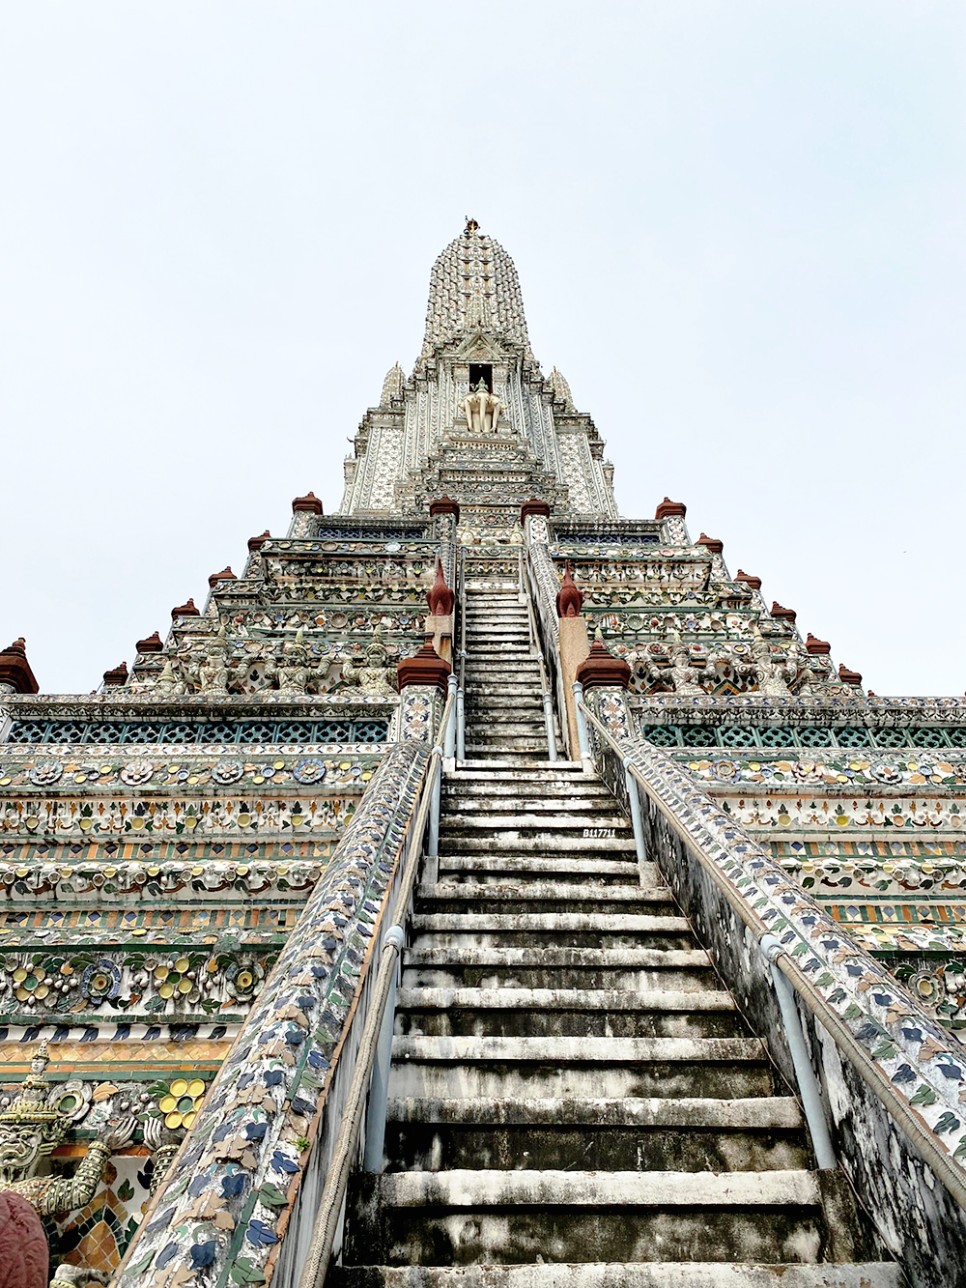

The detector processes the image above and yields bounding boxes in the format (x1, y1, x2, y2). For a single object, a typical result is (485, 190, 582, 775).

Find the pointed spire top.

(420, 223, 533, 363)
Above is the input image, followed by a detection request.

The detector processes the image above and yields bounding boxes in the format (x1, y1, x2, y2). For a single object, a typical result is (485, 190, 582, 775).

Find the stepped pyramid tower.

(1, 222, 965, 1286)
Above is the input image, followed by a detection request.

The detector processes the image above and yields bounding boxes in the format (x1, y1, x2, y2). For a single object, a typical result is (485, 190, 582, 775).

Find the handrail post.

(444, 674, 457, 760)
(362, 925, 406, 1172)
(573, 682, 592, 770)
(456, 660, 466, 761)
(542, 683, 557, 762)
(621, 755, 647, 866)
(760, 934, 836, 1170)
(426, 747, 443, 877)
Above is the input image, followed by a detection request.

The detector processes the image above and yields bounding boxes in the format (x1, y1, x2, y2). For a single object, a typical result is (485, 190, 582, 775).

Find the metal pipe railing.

(456, 546, 467, 761)
(577, 697, 836, 1173)
(297, 688, 456, 1288)
(520, 547, 558, 762)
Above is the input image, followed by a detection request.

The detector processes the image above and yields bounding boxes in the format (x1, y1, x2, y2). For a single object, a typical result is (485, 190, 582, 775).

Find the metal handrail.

(456, 546, 467, 760)
(520, 547, 558, 762)
(298, 688, 456, 1288)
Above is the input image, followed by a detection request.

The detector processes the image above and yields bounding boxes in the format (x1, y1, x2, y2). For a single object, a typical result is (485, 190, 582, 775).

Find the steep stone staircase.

(333, 578, 899, 1285)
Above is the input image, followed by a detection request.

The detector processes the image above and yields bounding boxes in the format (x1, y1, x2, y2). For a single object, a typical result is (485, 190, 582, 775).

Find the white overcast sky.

(2, 3, 964, 696)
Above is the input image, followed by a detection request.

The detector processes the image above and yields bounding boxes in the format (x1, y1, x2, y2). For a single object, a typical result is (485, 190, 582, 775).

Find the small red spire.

(575, 632, 631, 691)
(248, 530, 271, 552)
(103, 661, 128, 687)
(428, 495, 460, 522)
(556, 562, 584, 618)
(520, 497, 551, 523)
(771, 602, 797, 623)
(397, 635, 451, 694)
(696, 533, 724, 555)
(805, 633, 831, 655)
(171, 598, 200, 620)
(0, 638, 39, 694)
(136, 631, 163, 653)
(292, 491, 323, 514)
(735, 569, 762, 590)
(838, 663, 863, 686)
(427, 559, 455, 617)
(208, 566, 236, 588)
(655, 497, 687, 520)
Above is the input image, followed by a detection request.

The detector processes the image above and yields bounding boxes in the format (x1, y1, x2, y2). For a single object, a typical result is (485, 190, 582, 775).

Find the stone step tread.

(418, 883, 671, 902)
(392, 1036, 765, 1063)
(362, 1169, 819, 1208)
(404, 948, 711, 968)
(442, 793, 613, 805)
(410, 914, 690, 932)
(449, 762, 585, 774)
(333, 1264, 901, 1287)
(442, 815, 631, 830)
(385, 1095, 801, 1128)
(396, 987, 734, 1013)
(445, 838, 638, 853)
(438, 857, 639, 875)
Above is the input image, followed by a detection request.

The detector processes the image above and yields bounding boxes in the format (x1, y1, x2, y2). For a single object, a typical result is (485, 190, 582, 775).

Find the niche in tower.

(468, 363, 492, 392)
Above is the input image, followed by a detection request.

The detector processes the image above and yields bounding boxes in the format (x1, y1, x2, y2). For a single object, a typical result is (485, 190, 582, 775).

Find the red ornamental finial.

(0, 638, 39, 694)
(397, 635, 451, 694)
(136, 631, 163, 653)
(292, 491, 323, 514)
(171, 598, 200, 620)
(655, 497, 687, 520)
(805, 633, 831, 655)
(771, 602, 797, 623)
(208, 566, 236, 588)
(103, 661, 129, 687)
(838, 663, 863, 687)
(248, 530, 271, 552)
(696, 532, 724, 555)
(427, 559, 455, 616)
(575, 631, 631, 691)
(735, 569, 762, 590)
(556, 562, 584, 618)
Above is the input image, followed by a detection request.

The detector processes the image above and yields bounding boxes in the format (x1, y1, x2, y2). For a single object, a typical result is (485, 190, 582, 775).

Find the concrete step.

(441, 813, 631, 831)
(343, 1169, 833, 1266)
(402, 945, 718, 991)
(381, 1094, 808, 1172)
(441, 834, 639, 854)
(462, 724, 549, 740)
(416, 882, 673, 911)
(333, 1264, 902, 1287)
(442, 785, 613, 802)
(409, 912, 692, 952)
(440, 805, 617, 821)
(395, 986, 742, 1039)
(436, 855, 645, 884)
(389, 1035, 773, 1101)
(448, 763, 586, 775)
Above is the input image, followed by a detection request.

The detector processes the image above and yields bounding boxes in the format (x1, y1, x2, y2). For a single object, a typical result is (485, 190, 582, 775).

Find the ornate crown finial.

(464, 216, 479, 234)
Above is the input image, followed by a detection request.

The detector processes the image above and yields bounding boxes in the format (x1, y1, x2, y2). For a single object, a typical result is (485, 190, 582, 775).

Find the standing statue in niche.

(667, 635, 705, 696)
(340, 627, 397, 696)
(462, 378, 504, 435)
(751, 628, 792, 697)
(277, 630, 314, 695)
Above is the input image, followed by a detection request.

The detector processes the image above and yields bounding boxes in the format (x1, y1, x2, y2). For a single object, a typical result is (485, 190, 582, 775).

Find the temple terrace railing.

(576, 688, 966, 1287)
(112, 684, 454, 1288)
